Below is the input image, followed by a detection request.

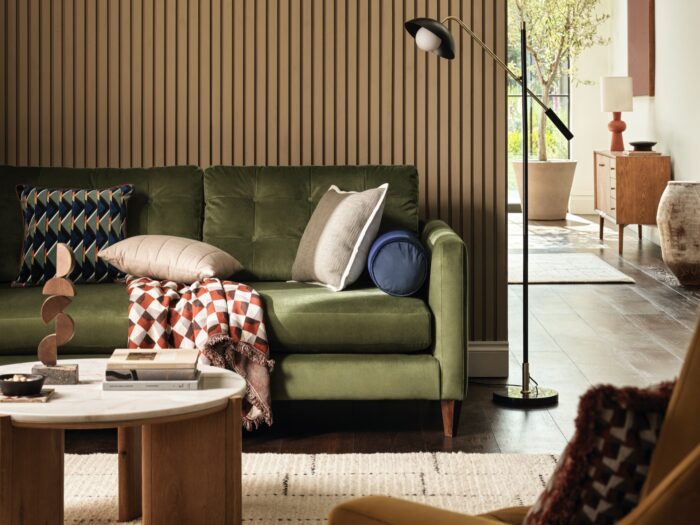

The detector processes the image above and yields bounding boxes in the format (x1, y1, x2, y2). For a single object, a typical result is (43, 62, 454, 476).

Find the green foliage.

(509, 127, 568, 160)
(509, 0, 610, 160)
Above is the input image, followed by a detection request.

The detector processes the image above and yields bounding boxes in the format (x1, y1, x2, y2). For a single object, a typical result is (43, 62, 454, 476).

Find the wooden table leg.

(618, 224, 625, 255)
(638, 224, 643, 240)
(142, 397, 242, 525)
(118, 426, 142, 522)
(599, 216, 604, 240)
(0, 416, 64, 525)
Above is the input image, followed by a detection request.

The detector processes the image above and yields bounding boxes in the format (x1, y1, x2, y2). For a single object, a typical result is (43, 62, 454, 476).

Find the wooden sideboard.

(594, 150, 671, 254)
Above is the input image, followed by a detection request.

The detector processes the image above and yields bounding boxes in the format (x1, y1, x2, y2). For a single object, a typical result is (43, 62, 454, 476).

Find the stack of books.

(103, 349, 201, 391)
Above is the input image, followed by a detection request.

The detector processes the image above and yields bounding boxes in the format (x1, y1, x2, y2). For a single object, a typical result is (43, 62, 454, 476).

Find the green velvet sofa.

(0, 165, 468, 436)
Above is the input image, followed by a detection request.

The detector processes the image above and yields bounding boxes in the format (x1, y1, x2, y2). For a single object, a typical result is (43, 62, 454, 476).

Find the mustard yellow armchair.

(329, 318, 700, 525)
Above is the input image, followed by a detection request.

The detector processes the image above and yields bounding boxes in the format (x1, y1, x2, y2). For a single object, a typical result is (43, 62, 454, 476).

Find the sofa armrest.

(421, 220, 468, 400)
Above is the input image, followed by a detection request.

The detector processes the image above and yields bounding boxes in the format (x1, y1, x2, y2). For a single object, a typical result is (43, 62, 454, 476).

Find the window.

(507, 53, 571, 205)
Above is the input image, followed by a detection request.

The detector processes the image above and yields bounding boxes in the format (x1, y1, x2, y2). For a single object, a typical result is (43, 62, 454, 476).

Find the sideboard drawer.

(594, 153, 615, 217)
(594, 150, 672, 255)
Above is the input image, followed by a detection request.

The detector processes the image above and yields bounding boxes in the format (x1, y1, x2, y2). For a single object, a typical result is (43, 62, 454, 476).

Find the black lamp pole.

(405, 16, 573, 408)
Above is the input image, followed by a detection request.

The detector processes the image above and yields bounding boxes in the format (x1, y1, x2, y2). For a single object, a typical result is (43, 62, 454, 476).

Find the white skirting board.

(568, 194, 595, 215)
(468, 341, 509, 378)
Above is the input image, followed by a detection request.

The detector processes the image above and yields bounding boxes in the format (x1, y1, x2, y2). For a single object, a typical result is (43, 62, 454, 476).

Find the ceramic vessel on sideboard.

(657, 182, 700, 286)
(513, 160, 577, 220)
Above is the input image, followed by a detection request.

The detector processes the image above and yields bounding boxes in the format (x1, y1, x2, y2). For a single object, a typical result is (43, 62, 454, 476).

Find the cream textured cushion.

(99, 235, 243, 283)
(292, 184, 388, 291)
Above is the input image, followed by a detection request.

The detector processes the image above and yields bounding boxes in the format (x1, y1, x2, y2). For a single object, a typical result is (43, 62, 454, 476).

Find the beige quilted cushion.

(292, 184, 388, 291)
(99, 235, 243, 283)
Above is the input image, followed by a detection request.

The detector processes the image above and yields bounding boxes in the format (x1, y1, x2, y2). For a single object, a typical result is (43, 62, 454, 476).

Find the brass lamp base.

(492, 385, 559, 408)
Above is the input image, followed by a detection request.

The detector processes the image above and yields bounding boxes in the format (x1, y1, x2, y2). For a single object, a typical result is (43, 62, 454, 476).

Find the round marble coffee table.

(0, 358, 247, 525)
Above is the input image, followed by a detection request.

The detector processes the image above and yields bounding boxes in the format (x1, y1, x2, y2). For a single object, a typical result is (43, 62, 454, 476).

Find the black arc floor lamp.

(405, 16, 574, 408)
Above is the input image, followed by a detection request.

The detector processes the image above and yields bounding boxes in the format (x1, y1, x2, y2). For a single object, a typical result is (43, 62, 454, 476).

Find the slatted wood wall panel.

(0, 0, 507, 342)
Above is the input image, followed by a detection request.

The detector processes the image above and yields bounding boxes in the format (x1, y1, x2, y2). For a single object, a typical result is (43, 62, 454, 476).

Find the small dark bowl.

(629, 141, 657, 152)
(0, 374, 45, 396)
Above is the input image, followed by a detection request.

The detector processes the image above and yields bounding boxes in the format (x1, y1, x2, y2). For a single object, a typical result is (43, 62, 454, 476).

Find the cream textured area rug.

(65, 452, 557, 524)
(509, 253, 635, 284)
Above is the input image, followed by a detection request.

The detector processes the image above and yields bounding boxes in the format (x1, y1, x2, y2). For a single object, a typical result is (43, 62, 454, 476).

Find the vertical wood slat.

(266, 0, 278, 165)
(312, 0, 323, 165)
(255, 0, 266, 164)
(5, 2, 16, 161)
(73, 0, 85, 167)
(62, 0, 73, 167)
(276, 0, 289, 165)
(17, 0, 27, 164)
(29, 0, 40, 165)
(52, 0, 63, 165)
(85, 0, 96, 166)
(142, 0, 154, 167)
(289, 0, 301, 165)
(243, 0, 255, 165)
(0, 0, 5, 164)
(232, 0, 244, 164)
(345, 0, 357, 165)
(40, 0, 52, 165)
(199, 0, 210, 167)
(472, 0, 484, 337)
(301, 0, 312, 164)
(210, 0, 222, 165)
(187, 0, 199, 164)
(131, 0, 143, 167)
(221, 0, 233, 165)
(97, 0, 108, 166)
(1, 0, 507, 343)
(162, 0, 174, 166)
(494, 0, 508, 334)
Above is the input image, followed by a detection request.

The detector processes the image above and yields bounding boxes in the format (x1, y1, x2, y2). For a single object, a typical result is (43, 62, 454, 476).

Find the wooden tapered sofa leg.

(441, 400, 461, 437)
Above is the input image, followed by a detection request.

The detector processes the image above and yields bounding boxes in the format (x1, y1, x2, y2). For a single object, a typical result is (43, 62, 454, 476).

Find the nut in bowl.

(0, 373, 45, 397)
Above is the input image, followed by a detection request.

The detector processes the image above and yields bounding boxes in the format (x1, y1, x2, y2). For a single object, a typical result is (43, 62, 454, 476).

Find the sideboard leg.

(618, 224, 625, 255)
(638, 224, 643, 240)
(118, 426, 142, 522)
(599, 216, 604, 240)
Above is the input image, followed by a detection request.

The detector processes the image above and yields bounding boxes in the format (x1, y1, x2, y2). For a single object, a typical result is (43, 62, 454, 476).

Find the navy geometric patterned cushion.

(13, 184, 135, 286)
(524, 381, 674, 525)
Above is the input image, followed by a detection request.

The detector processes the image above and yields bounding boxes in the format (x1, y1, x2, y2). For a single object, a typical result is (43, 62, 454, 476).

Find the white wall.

(606, 0, 700, 241)
(569, 0, 614, 214)
(568, 0, 700, 218)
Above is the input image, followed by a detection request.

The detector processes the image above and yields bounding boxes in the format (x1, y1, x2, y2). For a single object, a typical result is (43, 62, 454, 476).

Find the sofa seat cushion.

(0, 280, 433, 356)
(0, 283, 128, 355)
(249, 281, 432, 353)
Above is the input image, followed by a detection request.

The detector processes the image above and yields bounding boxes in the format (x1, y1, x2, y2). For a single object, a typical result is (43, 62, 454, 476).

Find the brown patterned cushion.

(524, 382, 674, 525)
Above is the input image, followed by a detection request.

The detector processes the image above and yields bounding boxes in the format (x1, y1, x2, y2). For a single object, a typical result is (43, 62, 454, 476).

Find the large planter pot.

(513, 160, 577, 220)
(657, 181, 700, 286)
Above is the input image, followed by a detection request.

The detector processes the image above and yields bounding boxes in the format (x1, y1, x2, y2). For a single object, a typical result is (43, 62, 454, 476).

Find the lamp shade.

(404, 18, 455, 59)
(601, 76, 633, 112)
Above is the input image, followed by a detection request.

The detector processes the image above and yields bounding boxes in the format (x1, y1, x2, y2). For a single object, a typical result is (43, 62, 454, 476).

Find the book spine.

(105, 369, 199, 381)
(102, 379, 201, 391)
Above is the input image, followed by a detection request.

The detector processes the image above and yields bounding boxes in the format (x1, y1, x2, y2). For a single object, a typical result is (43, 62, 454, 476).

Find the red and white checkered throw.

(127, 277, 273, 429)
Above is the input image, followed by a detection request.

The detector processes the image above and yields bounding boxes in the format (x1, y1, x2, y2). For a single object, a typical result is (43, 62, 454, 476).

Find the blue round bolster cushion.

(367, 230, 428, 296)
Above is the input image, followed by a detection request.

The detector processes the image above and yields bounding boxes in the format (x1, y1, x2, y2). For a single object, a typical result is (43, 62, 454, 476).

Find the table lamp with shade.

(405, 17, 573, 408)
(601, 76, 633, 152)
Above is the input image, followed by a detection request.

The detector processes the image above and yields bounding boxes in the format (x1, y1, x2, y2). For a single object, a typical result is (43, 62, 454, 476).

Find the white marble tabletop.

(0, 358, 247, 426)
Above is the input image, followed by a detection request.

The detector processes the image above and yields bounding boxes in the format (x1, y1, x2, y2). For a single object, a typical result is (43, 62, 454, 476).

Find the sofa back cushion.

(203, 165, 419, 281)
(0, 166, 203, 282)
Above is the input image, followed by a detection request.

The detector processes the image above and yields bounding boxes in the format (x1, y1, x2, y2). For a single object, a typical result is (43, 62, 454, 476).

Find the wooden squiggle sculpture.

(37, 243, 76, 366)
